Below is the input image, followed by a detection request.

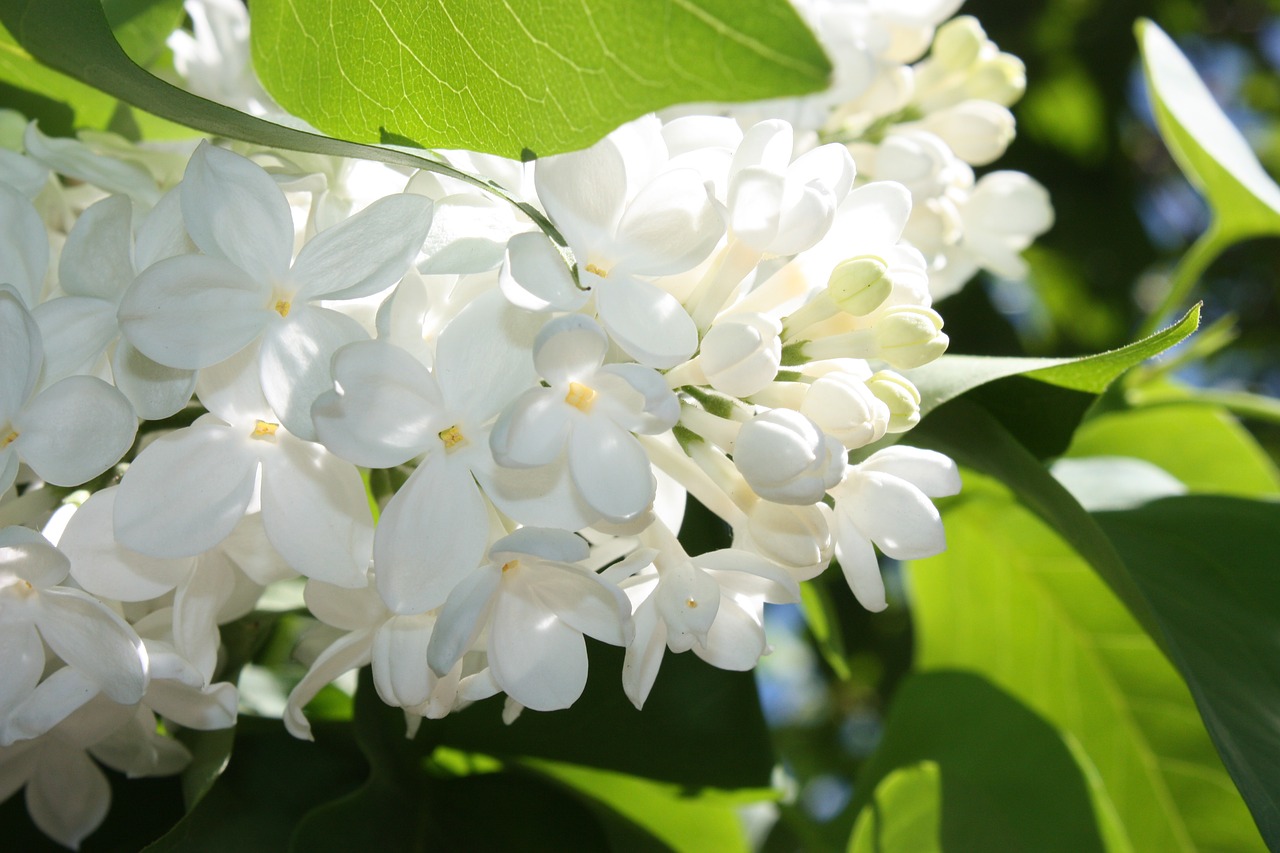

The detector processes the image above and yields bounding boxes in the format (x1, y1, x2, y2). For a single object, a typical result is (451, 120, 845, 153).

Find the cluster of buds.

(0, 0, 1049, 845)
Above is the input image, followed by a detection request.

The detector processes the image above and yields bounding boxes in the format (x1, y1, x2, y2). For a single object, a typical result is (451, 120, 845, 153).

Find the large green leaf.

(0, 0, 562, 238)
(848, 672, 1116, 853)
(904, 304, 1200, 418)
(1137, 20, 1280, 240)
(249, 0, 831, 159)
(908, 477, 1266, 853)
(1066, 403, 1280, 498)
(1098, 497, 1280, 848)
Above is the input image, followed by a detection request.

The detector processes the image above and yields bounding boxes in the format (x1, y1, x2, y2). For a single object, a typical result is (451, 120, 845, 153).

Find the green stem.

(1137, 224, 1227, 339)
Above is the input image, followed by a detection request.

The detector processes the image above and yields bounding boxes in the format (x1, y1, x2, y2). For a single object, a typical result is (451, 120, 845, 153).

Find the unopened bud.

(932, 16, 986, 72)
(801, 371, 890, 449)
(700, 314, 782, 398)
(966, 54, 1026, 107)
(829, 256, 892, 316)
(734, 409, 845, 505)
(873, 307, 949, 369)
(743, 501, 832, 580)
(867, 371, 921, 432)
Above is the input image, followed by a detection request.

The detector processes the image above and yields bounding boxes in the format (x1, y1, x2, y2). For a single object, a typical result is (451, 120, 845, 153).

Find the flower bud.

(872, 307, 949, 369)
(932, 16, 986, 72)
(828, 256, 892, 316)
(915, 101, 1016, 167)
(700, 314, 782, 398)
(743, 501, 832, 580)
(734, 409, 845, 504)
(801, 371, 890, 449)
(867, 371, 922, 432)
(966, 54, 1026, 107)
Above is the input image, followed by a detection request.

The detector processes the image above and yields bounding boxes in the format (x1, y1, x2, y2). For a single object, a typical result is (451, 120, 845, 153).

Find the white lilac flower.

(428, 528, 633, 713)
(112, 343, 373, 588)
(828, 445, 961, 611)
(118, 141, 433, 439)
(0, 289, 137, 495)
(0, 181, 47, 307)
(0, 527, 148, 721)
(490, 314, 679, 524)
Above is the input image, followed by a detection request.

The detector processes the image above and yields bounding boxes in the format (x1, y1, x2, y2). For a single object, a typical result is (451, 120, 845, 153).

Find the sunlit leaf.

(1137, 19, 1280, 239)
(905, 304, 1199, 418)
(908, 476, 1266, 853)
(1098, 497, 1280, 848)
(848, 673, 1118, 853)
(249, 0, 832, 159)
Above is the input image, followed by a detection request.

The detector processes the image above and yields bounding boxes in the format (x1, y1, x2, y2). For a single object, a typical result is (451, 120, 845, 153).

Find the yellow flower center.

(252, 420, 280, 438)
(502, 560, 519, 573)
(686, 597, 698, 609)
(584, 263, 609, 278)
(1, 430, 18, 448)
(274, 299, 292, 318)
(439, 425, 466, 451)
(564, 381, 597, 412)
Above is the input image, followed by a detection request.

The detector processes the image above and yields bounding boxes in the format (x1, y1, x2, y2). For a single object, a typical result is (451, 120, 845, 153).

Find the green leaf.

(848, 672, 1116, 853)
(249, 0, 831, 159)
(1137, 19, 1280, 239)
(1097, 497, 1280, 848)
(905, 304, 1200, 418)
(908, 479, 1266, 853)
(1066, 403, 1280, 498)
(0, 0, 563, 239)
(848, 762, 942, 853)
(104, 0, 184, 66)
(522, 759, 760, 853)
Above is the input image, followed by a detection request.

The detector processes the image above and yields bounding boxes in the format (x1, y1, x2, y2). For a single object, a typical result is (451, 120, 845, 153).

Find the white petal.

(499, 231, 587, 312)
(174, 560, 236, 683)
(0, 182, 48, 307)
(374, 452, 488, 613)
(119, 253, 272, 370)
(534, 133, 628, 252)
(731, 120, 794, 178)
(427, 563, 501, 676)
(0, 287, 41, 421)
(62, 488, 190, 601)
(490, 586, 588, 712)
(134, 186, 192, 271)
(488, 388, 570, 468)
(595, 275, 698, 369)
(697, 550, 800, 602)
(13, 376, 137, 487)
(420, 194, 518, 276)
(259, 304, 367, 440)
(471, 453, 601, 531)
(621, 598, 666, 710)
(36, 587, 147, 704)
(613, 169, 723, 276)
(110, 339, 198, 421)
(115, 421, 258, 558)
(284, 628, 374, 740)
(293, 193, 433, 301)
(0, 147, 49, 198)
(490, 527, 590, 564)
(1, 667, 99, 745)
(789, 143, 855, 202)
(312, 339, 445, 468)
(594, 363, 680, 434)
(0, 622, 44, 718)
(568, 418, 654, 523)
(25, 121, 158, 203)
(435, 290, 542, 424)
(728, 166, 784, 248)
(834, 524, 885, 612)
(195, 341, 272, 426)
(304, 579, 387, 631)
(145, 679, 237, 730)
(694, 595, 766, 671)
(843, 471, 947, 559)
(259, 435, 373, 587)
(0, 527, 69, 587)
(533, 314, 609, 386)
(529, 562, 631, 646)
(0, 739, 40, 803)
(31, 297, 117, 383)
(181, 141, 293, 280)
(857, 446, 960, 498)
(26, 739, 111, 850)
(59, 194, 134, 300)
(372, 614, 437, 707)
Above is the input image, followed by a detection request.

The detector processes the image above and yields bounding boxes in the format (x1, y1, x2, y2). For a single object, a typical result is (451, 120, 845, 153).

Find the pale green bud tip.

(967, 54, 1027, 107)
(867, 371, 922, 433)
(829, 256, 892, 316)
(933, 16, 986, 71)
(873, 307, 949, 369)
